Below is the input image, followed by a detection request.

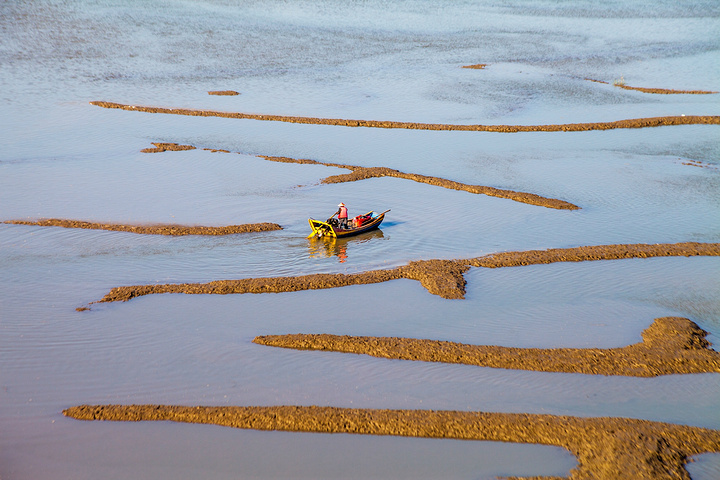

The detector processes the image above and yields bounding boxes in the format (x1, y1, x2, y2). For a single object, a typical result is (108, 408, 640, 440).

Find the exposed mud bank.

(254, 317, 720, 377)
(467, 242, 719, 268)
(584, 79, 716, 95)
(138, 144, 577, 209)
(462, 63, 487, 69)
(140, 142, 196, 153)
(63, 404, 720, 480)
(4, 219, 282, 236)
(208, 90, 239, 96)
(90, 101, 720, 132)
(93, 242, 719, 304)
(617, 85, 718, 94)
(260, 156, 580, 210)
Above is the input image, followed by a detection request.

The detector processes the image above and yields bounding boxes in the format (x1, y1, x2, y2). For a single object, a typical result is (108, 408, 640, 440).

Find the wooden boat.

(308, 209, 390, 238)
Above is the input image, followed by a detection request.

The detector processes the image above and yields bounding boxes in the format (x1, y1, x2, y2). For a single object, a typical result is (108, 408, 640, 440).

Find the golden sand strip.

(4, 219, 282, 236)
(93, 243, 720, 304)
(208, 90, 239, 96)
(63, 404, 720, 480)
(260, 156, 580, 210)
(141, 145, 579, 209)
(616, 85, 718, 95)
(254, 317, 720, 377)
(90, 101, 720, 132)
(140, 142, 197, 153)
(467, 242, 720, 268)
(462, 63, 488, 69)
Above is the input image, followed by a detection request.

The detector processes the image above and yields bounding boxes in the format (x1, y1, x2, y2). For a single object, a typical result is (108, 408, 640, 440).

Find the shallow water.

(2, 1, 720, 479)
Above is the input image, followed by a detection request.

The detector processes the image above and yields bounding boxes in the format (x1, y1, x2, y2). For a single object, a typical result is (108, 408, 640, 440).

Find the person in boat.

(335, 202, 348, 229)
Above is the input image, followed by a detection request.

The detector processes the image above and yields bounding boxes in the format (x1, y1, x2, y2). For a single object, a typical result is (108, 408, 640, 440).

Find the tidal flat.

(2, 1, 720, 479)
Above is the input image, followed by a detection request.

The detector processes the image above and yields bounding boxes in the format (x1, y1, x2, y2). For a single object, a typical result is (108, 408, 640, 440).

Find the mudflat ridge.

(139, 146, 578, 209)
(93, 242, 720, 303)
(259, 155, 580, 210)
(63, 404, 720, 480)
(90, 101, 720, 132)
(4, 218, 282, 236)
(254, 317, 720, 377)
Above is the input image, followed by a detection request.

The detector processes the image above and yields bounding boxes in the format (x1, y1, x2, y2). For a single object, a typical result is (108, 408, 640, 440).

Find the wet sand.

(254, 317, 720, 377)
(93, 242, 720, 303)
(615, 85, 718, 95)
(4, 218, 282, 236)
(259, 155, 580, 210)
(63, 404, 720, 480)
(585, 79, 716, 95)
(140, 142, 197, 153)
(208, 90, 240, 96)
(90, 101, 720, 132)
(140, 144, 579, 209)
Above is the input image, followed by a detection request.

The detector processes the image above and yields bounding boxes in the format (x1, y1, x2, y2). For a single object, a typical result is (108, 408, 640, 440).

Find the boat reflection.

(308, 229, 385, 263)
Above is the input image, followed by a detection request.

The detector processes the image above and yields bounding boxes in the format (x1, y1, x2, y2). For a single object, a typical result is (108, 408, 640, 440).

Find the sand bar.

(254, 317, 720, 377)
(90, 101, 720, 132)
(140, 142, 197, 153)
(208, 90, 239, 96)
(63, 404, 720, 480)
(140, 144, 578, 209)
(93, 242, 720, 303)
(4, 219, 282, 236)
(617, 85, 717, 94)
(260, 155, 580, 210)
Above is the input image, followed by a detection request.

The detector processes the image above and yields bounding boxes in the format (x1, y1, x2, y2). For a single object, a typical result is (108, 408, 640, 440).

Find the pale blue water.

(2, 1, 719, 479)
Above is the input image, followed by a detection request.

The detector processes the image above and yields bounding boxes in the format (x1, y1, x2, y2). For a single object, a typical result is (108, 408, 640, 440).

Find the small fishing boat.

(308, 209, 390, 238)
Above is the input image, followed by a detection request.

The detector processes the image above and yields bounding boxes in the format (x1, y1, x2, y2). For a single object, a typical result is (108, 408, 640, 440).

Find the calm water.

(2, 1, 719, 479)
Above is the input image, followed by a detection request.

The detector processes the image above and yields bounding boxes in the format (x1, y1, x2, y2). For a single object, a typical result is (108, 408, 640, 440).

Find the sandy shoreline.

(63, 404, 720, 480)
(3, 218, 282, 236)
(90, 101, 720, 132)
(92, 242, 720, 303)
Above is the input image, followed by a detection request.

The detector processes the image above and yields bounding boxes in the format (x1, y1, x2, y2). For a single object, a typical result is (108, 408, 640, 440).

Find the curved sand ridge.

(140, 145, 578, 209)
(94, 242, 720, 303)
(140, 145, 577, 209)
(63, 404, 720, 480)
(254, 317, 720, 377)
(260, 155, 580, 210)
(90, 101, 720, 132)
(583, 79, 718, 95)
(4, 219, 282, 236)
(616, 85, 718, 95)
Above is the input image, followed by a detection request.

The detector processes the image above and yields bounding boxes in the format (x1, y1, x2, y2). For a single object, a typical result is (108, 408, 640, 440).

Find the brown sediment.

(203, 148, 231, 153)
(141, 146, 578, 210)
(90, 101, 720, 132)
(63, 404, 720, 480)
(462, 63, 487, 69)
(208, 90, 240, 96)
(325, 167, 579, 210)
(254, 317, 720, 377)
(140, 142, 196, 153)
(616, 85, 718, 95)
(4, 219, 282, 236)
(585, 78, 717, 95)
(682, 160, 716, 169)
(259, 155, 580, 210)
(467, 242, 720, 268)
(93, 242, 720, 303)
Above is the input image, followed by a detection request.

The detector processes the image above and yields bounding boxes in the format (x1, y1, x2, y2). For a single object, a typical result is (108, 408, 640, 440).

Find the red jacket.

(338, 206, 348, 218)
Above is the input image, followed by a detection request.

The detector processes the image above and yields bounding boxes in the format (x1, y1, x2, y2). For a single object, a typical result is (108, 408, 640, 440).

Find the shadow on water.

(308, 230, 386, 263)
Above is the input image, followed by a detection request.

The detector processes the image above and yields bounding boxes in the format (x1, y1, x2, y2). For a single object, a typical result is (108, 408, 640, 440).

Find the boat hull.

(308, 211, 388, 238)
